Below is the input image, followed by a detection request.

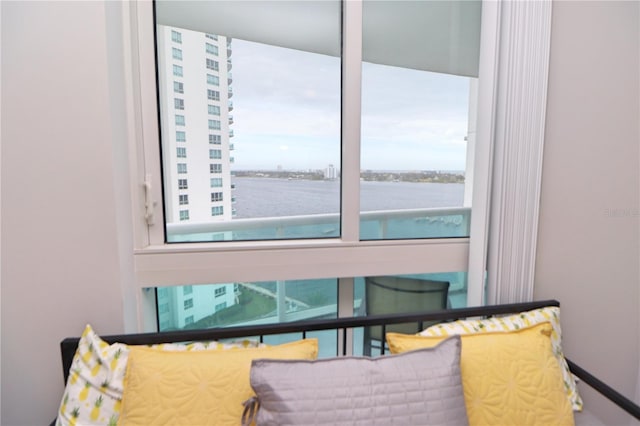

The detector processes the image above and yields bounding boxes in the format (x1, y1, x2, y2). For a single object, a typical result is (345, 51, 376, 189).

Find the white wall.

(1, 2, 128, 424)
(535, 1, 640, 425)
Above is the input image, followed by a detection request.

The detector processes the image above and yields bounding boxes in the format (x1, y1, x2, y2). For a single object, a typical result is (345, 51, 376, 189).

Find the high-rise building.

(155, 26, 237, 329)
(156, 26, 234, 224)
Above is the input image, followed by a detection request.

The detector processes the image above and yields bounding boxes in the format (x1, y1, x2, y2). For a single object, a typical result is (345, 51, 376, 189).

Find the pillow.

(387, 323, 575, 426)
(55, 324, 265, 426)
(419, 305, 582, 411)
(118, 338, 319, 426)
(248, 336, 468, 426)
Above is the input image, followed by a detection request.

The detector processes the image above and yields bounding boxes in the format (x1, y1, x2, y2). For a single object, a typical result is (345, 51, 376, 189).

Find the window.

(172, 64, 182, 76)
(211, 192, 223, 202)
(179, 194, 189, 205)
(158, 303, 169, 314)
(176, 131, 186, 142)
(175, 115, 185, 126)
(206, 58, 219, 71)
(176, 147, 186, 158)
(208, 105, 220, 116)
(208, 119, 221, 130)
(214, 286, 226, 297)
(184, 298, 193, 309)
(172, 47, 182, 60)
(171, 30, 182, 43)
(177, 163, 187, 174)
(209, 149, 221, 159)
(178, 178, 188, 190)
(206, 43, 218, 55)
(179, 210, 189, 221)
(174, 98, 184, 110)
(209, 134, 221, 144)
(183, 285, 193, 295)
(206, 34, 218, 41)
(184, 315, 194, 325)
(210, 178, 223, 187)
(207, 90, 220, 101)
(173, 81, 183, 93)
(207, 74, 219, 86)
(215, 302, 227, 312)
(142, 0, 500, 334)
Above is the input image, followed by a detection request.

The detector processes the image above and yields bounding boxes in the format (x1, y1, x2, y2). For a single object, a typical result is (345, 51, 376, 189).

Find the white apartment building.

(156, 26, 234, 224)
(156, 26, 237, 330)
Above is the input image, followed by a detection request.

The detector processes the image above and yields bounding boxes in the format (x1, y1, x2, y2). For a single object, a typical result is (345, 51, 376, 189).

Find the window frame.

(126, 0, 506, 332)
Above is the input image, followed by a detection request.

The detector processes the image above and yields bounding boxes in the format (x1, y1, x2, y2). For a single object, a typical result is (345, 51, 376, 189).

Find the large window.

(133, 0, 494, 336)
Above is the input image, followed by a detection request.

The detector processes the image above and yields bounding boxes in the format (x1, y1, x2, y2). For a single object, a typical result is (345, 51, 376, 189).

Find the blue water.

(233, 177, 464, 218)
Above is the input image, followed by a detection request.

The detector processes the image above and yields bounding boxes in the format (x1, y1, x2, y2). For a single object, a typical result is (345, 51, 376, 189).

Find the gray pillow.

(248, 335, 468, 426)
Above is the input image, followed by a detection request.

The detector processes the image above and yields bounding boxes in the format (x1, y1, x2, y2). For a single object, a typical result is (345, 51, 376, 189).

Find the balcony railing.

(166, 206, 470, 242)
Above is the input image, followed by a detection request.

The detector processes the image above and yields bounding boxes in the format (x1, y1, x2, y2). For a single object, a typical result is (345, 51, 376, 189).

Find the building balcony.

(229, 115, 234, 125)
(227, 60, 232, 71)
(227, 48, 232, 58)
(228, 101, 234, 111)
(166, 206, 470, 242)
(228, 73, 233, 84)
(229, 129, 234, 138)
(229, 143, 235, 151)
(228, 87, 233, 98)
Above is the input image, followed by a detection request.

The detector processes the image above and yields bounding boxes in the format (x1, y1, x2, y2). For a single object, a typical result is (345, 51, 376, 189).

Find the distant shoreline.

(233, 170, 465, 184)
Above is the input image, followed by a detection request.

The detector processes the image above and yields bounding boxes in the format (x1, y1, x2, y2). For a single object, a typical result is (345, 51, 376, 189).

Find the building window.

(206, 58, 219, 71)
(179, 194, 189, 205)
(206, 43, 218, 55)
(172, 64, 183, 77)
(175, 115, 185, 126)
(178, 178, 188, 190)
(210, 164, 222, 174)
(209, 149, 222, 159)
(176, 147, 186, 158)
(179, 210, 189, 221)
(158, 302, 170, 314)
(183, 285, 193, 295)
(207, 74, 219, 86)
(184, 298, 194, 309)
(210, 178, 223, 187)
(211, 206, 224, 216)
(174, 98, 184, 110)
(184, 315, 194, 325)
(208, 105, 220, 116)
(176, 131, 186, 142)
(177, 163, 187, 174)
(214, 286, 226, 297)
(172, 47, 182, 60)
(206, 34, 218, 41)
(171, 30, 182, 43)
(209, 134, 221, 144)
(207, 90, 220, 101)
(211, 192, 223, 202)
(173, 81, 184, 93)
(208, 119, 221, 130)
(215, 302, 227, 312)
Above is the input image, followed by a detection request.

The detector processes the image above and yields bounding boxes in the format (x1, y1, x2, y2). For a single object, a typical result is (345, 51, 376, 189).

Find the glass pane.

(155, 3, 341, 243)
(360, 0, 481, 240)
(156, 279, 338, 332)
(352, 272, 467, 356)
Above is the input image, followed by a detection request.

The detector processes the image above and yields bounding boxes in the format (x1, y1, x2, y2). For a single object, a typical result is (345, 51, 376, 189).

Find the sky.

(231, 38, 472, 172)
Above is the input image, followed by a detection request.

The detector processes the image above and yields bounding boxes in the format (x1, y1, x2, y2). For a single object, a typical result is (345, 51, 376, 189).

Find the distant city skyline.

(231, 38, 472, 171)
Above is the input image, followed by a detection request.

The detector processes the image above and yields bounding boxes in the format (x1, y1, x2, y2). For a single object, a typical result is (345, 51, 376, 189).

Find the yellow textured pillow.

(387, 323, 575, 426)
(119, 338, 318, 426)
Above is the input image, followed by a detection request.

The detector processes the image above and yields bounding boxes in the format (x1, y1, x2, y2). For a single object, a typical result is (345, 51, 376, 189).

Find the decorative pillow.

(248, 336, 468, 426)
(55, 325, 265, 426)
(419, 305, 582, 411)
(387, 323, 575, 426)
(118, 338, 319, 426)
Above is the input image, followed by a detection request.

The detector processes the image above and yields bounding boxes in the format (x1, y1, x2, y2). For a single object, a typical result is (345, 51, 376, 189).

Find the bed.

(54, 299, 640, 425)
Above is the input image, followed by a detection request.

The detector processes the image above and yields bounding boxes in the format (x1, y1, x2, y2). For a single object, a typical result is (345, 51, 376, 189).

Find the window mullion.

(340, 0, 363, 243)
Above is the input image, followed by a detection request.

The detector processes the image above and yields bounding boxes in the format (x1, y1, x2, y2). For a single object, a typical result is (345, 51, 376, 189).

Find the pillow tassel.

(241, 396, 259, 426)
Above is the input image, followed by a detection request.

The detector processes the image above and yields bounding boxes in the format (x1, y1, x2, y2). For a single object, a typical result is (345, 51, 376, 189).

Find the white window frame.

(123, 0, 551, 332)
